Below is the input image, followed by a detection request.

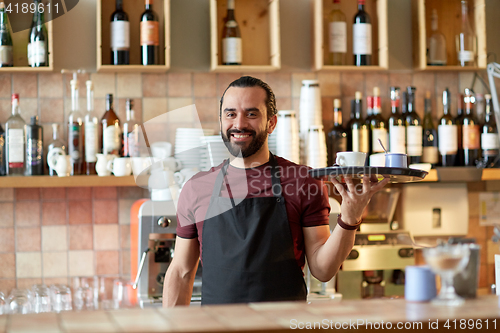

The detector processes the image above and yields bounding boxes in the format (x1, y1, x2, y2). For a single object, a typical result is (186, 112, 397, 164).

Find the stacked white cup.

(299, 80, 324, 166)
(307, 125, 328, 169)
(275, 110, 300, 164)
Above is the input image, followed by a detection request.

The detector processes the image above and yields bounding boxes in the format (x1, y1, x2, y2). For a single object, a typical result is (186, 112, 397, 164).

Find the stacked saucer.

(199, 135, 232, 171)
(174, 128, 214, 169)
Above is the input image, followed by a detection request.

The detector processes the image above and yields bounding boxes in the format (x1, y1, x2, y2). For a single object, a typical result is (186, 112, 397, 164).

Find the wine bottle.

(405, 86, 422, 164)
(328, 0, 346, 66)
(28, 0, 48, 67)
(0, 122, 5, 175)
(455, 94, 465, 166)
(101, 94, 121, 156)
(111, 0, 130, 65)
(25, 116, 43, 176)
(438, 88, 458, 167)
(85, 80, 98, 175)
(456, 0, 476, 67)
(5, 94, 25, 176)
(427, 9, 447, 66)
(422, 91, 438, 166)
(353, 0, 371, 66)
(222, 0, 242, 65)
(368, 87, 387, 154)
(364, 95, 374, 154)
(141, 0, 159, 66)
(401, 91, 408, 116)
(326, 99, 347, 166)
(47, 124, 66, 177)
(388, 87, 406, 154)
(123, 99, 140, 158)
(350, 91, 369, 153)
(0, 1, 13, 67)
(462, 89, 480, 166)
(481, 94, 499, 167)
(68, 79, 84, 175)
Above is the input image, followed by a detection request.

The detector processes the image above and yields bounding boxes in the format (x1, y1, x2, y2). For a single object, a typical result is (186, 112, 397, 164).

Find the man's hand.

(331, 176, 390, 226)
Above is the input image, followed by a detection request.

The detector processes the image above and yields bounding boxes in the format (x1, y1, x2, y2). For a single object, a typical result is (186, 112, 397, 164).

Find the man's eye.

(226, 113, 235, 118)
(248, 113, 257, 117)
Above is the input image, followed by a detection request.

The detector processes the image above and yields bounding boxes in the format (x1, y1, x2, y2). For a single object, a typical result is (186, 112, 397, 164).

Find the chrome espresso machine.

(337, 187, 415, 299)
(132, 199, 202, 307)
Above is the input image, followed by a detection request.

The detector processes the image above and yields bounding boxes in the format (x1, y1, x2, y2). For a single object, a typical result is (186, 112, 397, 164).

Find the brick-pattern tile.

(16, 252, 42, 278)
(42, 226, 68, 252)
(0, 74, 11, 98)
(118, 199, 135, 225)
(117, 187, 146, 200)
(167, 73, 192, 97)
(69, 225, 93, 251)
(0, 279, 16, 295)
(0, 99, 10, 124)
(93, 187, 117, 200)
(94, 224, 119, 250)
(68, 200, 92, 225)
(13, 74, 37, 98)
(117, 73, 142, 98)
(16, 227, 41, 252)
(68, 251, 94, 277)
(266, 73, 292, 98)
(0, 254, 15, 278)
(0, 228, 14, 253)
(16, 278, 42, 289)
(15, 202, 41, 227)
(42, 188, 66, 200)
(43, 277, 69, 286)
(95, 251, 119, 275)
(39, 74, 64, 98)
(121, 251, 131, 277)
(42, 252, 68, 277)
(39, 99, 64, 123)
(143, 97, 168, 122)
(90, 73, 116, 98)
(94, 200, 118, 224)
(67, 188, 91, 200)
(42, 202, 67, 225)
(216, 73, 242, 98)
(317, 72, 341, 98)
(15, 188, 41, 201)
(0, 203, 14, 227)
(142, 73, 167, 98)
(195, 97, 219, 123)
(194, 73, 217, 98)
(120, 225, 130, 250)
(0, 188, 14, 202)
(275, 97, 292, 111)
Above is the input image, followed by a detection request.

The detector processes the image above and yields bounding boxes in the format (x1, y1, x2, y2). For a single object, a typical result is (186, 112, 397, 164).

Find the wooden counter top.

(1, 296, 500, 332)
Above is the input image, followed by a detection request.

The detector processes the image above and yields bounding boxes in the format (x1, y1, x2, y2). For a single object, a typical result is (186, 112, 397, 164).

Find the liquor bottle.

(456, 0, 476, 67)
(427, 9, 447, 66)
(47, 124, 66, 176)
(462, 89, 480, 166)
(101, 94, 121, 155)
(481, 94, 499, 167)
(28, 0, 48, 67)
(123, 99, 140, 157)
(401, 91, 408, 116)
(328, 0, 346, 66)
(68, 79, 84, 175)
(25, 116, 43, 176)
(0, 122, 5, 175)
(141, 0, 159, 66)
(111, 0, 130, 65)
(438, 88, 458, 167)
(85, 80, 99, 175)
(368, 87, 387, 154)
(222, 0, 242, 65)
(405, 87, 422, 164)
(0, 1, 13, 67)
(353, 0, 371, 66)
(364, 95, 374, 153)
(350, 91, 369, 153)
(5, 94, 25, 176)
(422, 91, 438, 166)
(388, 87, 406, 154)
(455, 94, 465, 166)
(326, 99, 347, 165)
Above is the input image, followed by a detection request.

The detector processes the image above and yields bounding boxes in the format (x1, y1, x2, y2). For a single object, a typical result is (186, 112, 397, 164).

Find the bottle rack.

(96, 0, 170, 73)
(0, 20, 53, 72)
(411, 0, 487, 71)
(313, 0, 388, 71)
(210, 0, 281, 72)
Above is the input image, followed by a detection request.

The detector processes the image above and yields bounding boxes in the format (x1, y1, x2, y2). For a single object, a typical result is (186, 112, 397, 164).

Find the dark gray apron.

(201, 153, 307, 305)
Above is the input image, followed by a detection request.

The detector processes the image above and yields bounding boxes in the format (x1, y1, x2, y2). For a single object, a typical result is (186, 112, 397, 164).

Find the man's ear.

(268, 114, 277, 134)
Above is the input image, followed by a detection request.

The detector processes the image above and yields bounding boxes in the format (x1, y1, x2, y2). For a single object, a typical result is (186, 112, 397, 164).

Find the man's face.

(220, 86, 274, 158)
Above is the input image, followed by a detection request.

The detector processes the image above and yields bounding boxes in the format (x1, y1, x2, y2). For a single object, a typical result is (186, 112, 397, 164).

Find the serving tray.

(308, 166, 428, 183)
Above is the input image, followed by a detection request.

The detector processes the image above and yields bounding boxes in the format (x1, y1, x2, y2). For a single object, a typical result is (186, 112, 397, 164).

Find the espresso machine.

(132, 199, 202, 307)
(337, 187, 415, 299)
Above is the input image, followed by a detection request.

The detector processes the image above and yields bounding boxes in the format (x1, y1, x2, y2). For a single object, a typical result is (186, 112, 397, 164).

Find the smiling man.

(162, 76, 389, 306)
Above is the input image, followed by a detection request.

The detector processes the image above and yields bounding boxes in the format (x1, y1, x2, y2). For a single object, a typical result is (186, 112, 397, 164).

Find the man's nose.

(233, 114, 248, 130)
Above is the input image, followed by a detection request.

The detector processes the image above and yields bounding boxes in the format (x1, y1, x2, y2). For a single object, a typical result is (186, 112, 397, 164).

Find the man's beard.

(221, 127, 268, 158)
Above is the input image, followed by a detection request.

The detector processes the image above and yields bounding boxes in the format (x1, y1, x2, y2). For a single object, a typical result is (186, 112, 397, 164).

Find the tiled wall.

(0, 70, 495, 295)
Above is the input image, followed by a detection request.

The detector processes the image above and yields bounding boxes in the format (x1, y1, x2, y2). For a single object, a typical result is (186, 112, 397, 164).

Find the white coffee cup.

(369, 153, 386, 167)
(47, 148, 71, 177)
(336, 152, 367, 167)
(131, 157, 153, 177)
(155, 157, 182, 172)
(107, 157, 132, 177)
(96, 154, 117, 176)
(174, 168, 199, 186)
(151, 142, 172, 159)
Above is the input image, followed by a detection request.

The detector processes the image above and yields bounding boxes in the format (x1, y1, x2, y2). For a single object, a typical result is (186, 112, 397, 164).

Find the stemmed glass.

(423, 243, 470, 306)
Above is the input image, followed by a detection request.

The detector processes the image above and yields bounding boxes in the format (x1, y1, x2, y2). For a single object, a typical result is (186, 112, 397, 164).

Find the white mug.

(174, 168, 199, 186)
(47, 148, 71, 177)
(107, 157, 132, 177)
(96, 154, 117, 177)
(151, 142, 172, 159)
(155, 157, 182, 172)
(131, 157, 153, 177)
(336, 152, 367, 167)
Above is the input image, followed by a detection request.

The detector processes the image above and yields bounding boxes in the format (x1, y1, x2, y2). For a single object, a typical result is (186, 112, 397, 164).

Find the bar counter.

(1, 296, 500, 332)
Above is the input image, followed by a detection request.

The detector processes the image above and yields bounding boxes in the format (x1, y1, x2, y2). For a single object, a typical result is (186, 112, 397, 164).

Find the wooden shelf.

(422, 169, 438, 182)
(481, 169, 500, 181)
(210, 0, 281, 72)
(411, 0, 487, 71)
(313, 0, 388, 71)
(0, 175, 138, 188)
(97, 0, 170, 72)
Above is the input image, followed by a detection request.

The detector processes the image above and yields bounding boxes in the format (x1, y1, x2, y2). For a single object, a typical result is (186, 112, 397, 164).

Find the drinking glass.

(32, 284, 51, 313)
(8, 289, 33, 314)
(112, 279, 136, 309)
(423, 243, 470, 306)
(50, 284, 73, 312)
(0, 292, 7, 315)
(72, 277, 94, 311)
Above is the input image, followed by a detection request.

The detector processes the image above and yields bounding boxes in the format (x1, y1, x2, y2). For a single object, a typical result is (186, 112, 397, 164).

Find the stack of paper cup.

(307, 125, 327, 169)
(275, 110, 300, 164)
(299, 80, 322, 165)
